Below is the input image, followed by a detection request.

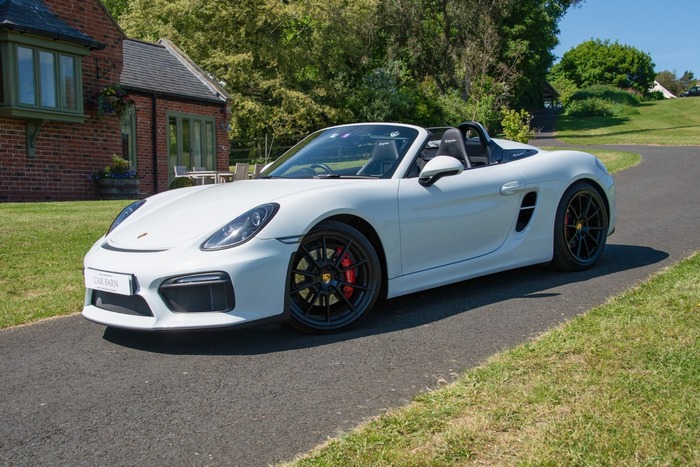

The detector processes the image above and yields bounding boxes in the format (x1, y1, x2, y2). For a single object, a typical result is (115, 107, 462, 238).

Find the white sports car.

(83, 121, 616, 333)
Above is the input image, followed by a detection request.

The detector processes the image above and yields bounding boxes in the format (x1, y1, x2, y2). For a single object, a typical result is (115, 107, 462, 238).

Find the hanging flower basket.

(89, 84, 134, 120)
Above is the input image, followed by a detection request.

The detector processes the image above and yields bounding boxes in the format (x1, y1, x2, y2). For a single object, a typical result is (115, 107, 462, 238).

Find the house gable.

(0, 0, 230, 202)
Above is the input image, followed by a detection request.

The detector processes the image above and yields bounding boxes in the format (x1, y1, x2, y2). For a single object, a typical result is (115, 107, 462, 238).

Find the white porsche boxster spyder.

(83, 121, 616, 333)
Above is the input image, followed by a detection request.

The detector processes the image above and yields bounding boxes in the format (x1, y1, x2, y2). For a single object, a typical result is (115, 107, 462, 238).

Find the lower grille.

(92, 290, 154, 317)
(159, 272, 235, 313)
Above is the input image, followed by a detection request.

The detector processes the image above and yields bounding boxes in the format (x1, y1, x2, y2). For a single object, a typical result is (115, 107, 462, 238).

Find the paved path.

(1, 137, 699, 466)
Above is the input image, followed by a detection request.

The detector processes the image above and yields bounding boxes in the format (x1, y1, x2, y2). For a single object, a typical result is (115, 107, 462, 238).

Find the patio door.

(168, 113, 216, 183)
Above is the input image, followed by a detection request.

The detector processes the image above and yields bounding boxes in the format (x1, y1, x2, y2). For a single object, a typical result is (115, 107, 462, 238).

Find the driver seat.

(436, 128, 471, 169)
(358, 140, 399, 176)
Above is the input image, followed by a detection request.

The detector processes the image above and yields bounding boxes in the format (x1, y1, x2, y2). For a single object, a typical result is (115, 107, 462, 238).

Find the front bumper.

(82, 236, 296, 330)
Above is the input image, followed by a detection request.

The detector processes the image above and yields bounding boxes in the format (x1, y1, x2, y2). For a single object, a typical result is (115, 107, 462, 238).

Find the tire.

(288, 221, 381, 333)
(551, 181, 609, 271)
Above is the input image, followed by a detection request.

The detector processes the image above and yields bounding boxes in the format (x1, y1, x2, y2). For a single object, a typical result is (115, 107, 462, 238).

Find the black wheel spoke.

(332, 240, 353, 268)
(553, 183, 609, 271)
(288, 222, 380, 333)
(303, 289, 320, 316)
(330, 284, 358, 313)
(300, 245, 322, 271)
(340, 257, 368, 272)
(337, 279, 369, 291)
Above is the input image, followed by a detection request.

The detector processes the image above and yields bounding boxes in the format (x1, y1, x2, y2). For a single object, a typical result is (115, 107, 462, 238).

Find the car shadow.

(103, 243, 668, 355)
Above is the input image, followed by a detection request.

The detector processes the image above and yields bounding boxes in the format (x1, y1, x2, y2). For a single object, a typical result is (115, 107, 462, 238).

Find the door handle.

(500, 181, 523, 195)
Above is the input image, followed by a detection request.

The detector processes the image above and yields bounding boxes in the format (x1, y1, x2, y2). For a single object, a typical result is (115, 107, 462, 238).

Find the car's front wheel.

(288, 221, 380, 333)
(552, 181, 609, 271)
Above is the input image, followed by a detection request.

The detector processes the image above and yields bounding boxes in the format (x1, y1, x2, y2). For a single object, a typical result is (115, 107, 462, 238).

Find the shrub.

(90, 154, 138, 181)
(565, 98, 613, 117)
(500, 108, 536, 143)
(565, 85, 643, 118)
(169, 177, 195, 189)
(643, 90, 665, 101)
(570, 85, 640, 106)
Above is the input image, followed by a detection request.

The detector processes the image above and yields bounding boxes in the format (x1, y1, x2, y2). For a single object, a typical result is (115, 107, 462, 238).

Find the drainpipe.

(151, 93, 158, 193)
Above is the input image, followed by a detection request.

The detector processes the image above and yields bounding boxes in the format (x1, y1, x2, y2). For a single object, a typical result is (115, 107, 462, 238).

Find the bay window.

(0, 36, 86, 122)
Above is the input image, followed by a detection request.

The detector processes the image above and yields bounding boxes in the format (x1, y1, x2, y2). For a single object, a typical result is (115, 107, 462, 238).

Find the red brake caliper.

(337, 248, 356, 299)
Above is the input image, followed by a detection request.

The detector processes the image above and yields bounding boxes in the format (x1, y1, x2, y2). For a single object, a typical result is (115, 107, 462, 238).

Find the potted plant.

(90, 155, 140, 200)
(89, 84, 134, 120)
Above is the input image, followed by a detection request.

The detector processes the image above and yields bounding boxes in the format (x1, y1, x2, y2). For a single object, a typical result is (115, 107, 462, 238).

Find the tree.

(377, 0, 582, 128)
(554, 39, 655, 95)
(655, 70, 683, 96)
(679, 70, 697, 92)
(101, 0, 129, 21)
(109, 0, 584, 139)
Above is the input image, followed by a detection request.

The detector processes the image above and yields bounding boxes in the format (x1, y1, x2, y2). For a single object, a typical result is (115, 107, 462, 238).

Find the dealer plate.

(85, 269, 133, 296)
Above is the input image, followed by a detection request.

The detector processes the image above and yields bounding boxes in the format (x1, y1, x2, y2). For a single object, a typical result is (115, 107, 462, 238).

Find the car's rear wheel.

(288, 221, 380, 333)
(552, 181, 609, 271)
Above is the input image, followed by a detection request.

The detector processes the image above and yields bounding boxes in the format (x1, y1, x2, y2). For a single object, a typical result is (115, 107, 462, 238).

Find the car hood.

(107, 179, 353, 250)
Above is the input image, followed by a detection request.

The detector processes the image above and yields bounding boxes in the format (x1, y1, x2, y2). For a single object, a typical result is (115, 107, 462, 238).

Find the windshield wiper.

(312, 174, 377, 179)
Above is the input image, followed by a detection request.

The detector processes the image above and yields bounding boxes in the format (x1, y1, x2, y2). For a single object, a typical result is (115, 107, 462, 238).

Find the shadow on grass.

(558, 123, 700, 141)
(555, 115, 629, 132)
(103, 243, 668, 356)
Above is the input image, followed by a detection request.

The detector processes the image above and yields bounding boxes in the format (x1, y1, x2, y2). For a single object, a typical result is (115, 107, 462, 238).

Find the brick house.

(0, 0, 230, 201)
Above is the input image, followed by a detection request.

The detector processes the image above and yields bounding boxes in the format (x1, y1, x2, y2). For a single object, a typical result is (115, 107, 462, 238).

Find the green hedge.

(565, 85, 641, 118)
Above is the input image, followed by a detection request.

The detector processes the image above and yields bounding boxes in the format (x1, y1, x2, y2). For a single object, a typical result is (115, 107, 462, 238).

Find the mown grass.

(0, 200, 130, 328)
(287, 253, 700, 465)
(555, 148, 641, 174)
(556, 97, 700, 146)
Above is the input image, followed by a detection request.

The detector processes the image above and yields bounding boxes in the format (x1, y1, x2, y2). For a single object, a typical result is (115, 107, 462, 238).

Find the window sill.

(0, 106, 87, 123)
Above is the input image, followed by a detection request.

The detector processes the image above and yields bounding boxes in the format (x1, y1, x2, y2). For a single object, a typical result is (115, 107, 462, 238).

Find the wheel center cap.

(322, 273, 332, 284)
(576, 221, 583, 231)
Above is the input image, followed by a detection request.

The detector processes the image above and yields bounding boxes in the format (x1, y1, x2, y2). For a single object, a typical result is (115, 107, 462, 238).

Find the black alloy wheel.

(288, 221, 380, 333)
(552, 181, 609, 271)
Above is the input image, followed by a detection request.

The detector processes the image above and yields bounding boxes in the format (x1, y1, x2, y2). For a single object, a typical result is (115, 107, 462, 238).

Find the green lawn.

(556, 148, 641, 174)
(287, 253, 700, 465)
(555, 97, 700, 146)
(0, 200, 130, 328)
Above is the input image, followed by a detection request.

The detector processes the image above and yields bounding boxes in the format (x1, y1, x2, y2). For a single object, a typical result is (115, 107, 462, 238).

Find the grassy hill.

(555, 97, 700, 146)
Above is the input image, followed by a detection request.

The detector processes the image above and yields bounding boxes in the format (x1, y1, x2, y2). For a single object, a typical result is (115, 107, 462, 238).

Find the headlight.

(201, 203, 279, 250)
(107, 199, 146, 234)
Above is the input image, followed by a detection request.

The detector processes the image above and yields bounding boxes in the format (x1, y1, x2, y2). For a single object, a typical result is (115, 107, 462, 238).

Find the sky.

(553, 0, 699, 76)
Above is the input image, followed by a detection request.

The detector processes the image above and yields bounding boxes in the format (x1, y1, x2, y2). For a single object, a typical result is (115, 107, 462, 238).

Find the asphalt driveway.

(1, 142, 699, 466)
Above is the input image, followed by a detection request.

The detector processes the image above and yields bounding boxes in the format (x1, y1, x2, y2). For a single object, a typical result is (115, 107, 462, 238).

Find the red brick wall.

(0, 0, 124, 201)
(129, 95, 230, 197)
(0, 0, 230, 202)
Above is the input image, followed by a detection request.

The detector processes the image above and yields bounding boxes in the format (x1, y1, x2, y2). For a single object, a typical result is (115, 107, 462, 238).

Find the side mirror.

(419, 156, 464, 187)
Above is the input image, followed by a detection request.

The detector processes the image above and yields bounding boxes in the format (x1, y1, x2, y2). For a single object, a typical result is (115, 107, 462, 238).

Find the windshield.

(261, 124, 420, 179)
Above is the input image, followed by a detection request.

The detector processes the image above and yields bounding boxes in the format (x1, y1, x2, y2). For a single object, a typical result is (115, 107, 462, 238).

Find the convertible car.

(83, 121, 616, 333)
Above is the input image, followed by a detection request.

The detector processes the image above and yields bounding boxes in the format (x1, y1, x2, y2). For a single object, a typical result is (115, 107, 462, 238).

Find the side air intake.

(516, 191, 538, 232)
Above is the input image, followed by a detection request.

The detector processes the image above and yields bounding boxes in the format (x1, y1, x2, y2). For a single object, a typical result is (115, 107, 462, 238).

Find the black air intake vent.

(516, 191, 538, 232)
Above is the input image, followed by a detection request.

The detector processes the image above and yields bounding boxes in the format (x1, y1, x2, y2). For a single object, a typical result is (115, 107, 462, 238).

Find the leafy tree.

(377, 0, 581, 129)
(655, 70, 696, 97)
(679, 70, 697, 92)
(109, 0, 585, 141)
(554, 39, 656, 95)
(655, 70, 683, 96)
(101, 0, 129, 21)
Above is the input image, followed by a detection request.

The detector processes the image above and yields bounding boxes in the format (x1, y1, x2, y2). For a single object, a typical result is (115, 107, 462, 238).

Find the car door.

(397, 163, 525, 275)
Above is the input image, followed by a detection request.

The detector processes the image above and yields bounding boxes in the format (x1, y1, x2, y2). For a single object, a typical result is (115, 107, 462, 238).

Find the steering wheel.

(309, 163, 335, 175)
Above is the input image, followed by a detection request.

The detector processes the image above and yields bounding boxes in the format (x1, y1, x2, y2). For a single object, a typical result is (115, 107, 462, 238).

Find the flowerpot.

(98, 178, 140, 200)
